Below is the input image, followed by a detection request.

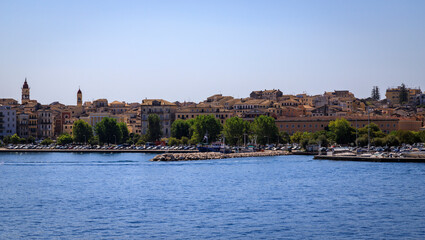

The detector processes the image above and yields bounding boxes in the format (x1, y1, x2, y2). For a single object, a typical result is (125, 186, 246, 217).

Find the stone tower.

(77, 88, 82, 107)
(21, 78, 30, 104)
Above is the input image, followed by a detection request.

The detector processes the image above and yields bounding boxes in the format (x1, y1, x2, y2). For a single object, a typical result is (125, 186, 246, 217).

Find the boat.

(197, 143, 232, 153)
(332, 147, 356, 156)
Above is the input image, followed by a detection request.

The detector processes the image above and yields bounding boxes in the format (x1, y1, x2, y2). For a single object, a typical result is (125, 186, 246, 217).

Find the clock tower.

(77, 88, 82, 107)
(21, 78, 30, 104)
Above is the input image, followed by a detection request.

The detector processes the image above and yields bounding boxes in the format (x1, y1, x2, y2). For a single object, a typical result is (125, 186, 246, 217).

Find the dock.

(314, 155, 425, 163)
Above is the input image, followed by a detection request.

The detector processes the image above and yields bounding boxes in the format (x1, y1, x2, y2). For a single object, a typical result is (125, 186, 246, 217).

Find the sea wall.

(0, 148, 197, 154)
(150, 150, 289, 161)
(314, 155, 425, 163)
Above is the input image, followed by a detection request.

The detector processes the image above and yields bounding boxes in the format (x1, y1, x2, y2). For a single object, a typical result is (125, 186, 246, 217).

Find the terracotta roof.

(141, 99, 176, 106)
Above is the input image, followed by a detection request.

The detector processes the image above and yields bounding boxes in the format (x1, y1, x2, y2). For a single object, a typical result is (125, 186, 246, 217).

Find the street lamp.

(113, 135, 117, 145)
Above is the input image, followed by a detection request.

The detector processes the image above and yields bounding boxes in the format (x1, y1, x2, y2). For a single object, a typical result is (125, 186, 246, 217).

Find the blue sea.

(0, 152, 424, 239)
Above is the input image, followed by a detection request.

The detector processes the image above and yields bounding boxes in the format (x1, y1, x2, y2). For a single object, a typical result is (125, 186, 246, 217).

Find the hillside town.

(1, 79, 424, 143)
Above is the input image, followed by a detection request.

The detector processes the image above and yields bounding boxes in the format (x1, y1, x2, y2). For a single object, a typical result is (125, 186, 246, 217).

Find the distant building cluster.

(0, 79, 424, 140)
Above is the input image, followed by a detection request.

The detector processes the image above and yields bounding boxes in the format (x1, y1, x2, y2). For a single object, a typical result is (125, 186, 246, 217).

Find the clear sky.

(1, 0, 424, 105)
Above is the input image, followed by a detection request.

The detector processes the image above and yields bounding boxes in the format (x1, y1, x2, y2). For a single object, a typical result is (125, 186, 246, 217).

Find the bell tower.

(21, 78, 30, 104)
(77, 88, 82, 107)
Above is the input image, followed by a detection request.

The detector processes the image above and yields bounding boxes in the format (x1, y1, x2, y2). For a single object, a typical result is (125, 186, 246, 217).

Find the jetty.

(150, 150, 289, 161)
(314, 155, 425, 163)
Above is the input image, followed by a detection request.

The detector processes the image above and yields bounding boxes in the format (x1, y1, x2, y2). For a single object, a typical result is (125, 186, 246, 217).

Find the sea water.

(1, 152, 424, 239)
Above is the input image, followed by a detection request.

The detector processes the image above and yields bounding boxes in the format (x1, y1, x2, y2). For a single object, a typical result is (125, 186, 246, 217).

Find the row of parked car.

(4, 144, 198, 151)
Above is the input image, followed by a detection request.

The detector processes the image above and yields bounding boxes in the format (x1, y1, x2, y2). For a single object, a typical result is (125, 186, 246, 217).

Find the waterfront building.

(0, 105, 17, 137)
(141, 99, 176, 137)
(17, 112, 29, 139)
(37, 108, 54, 139)
(28, 112, 38, 139)
(275, 116, 422, 135)
(175, 103, 233, 124)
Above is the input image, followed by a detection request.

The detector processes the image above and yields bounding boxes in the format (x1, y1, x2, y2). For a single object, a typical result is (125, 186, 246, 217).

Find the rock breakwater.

(150, 150, 289, 161)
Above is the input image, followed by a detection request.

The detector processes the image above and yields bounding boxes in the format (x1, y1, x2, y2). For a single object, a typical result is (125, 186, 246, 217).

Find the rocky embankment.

(150, 150, 289, 161)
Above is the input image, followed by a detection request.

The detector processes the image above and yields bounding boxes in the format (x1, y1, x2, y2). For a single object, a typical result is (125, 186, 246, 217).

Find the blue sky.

(1, 0, 424, 105)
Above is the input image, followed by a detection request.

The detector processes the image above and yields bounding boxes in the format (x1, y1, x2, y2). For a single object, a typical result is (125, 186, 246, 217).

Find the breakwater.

(150, 150, 289, 161)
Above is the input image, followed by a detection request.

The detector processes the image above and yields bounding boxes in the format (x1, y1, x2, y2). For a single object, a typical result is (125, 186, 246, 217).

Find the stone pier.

(150, 150, 289, 161)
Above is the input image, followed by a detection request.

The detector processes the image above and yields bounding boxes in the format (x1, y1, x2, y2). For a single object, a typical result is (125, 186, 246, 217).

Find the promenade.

(0, 148, 198, 154)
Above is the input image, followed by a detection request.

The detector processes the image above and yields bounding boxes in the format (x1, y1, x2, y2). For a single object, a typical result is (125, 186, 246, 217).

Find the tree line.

(168, 115, 425, 148)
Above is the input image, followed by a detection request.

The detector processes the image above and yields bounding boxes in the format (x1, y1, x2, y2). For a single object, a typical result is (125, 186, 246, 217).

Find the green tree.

(418, 131, 425, 143)
(290, 131, 304, 144)
(136, 135, 148, 145)
(41, 138, 53, 145)
(371, 86, 380, 101)
(356, 135, 369, 147)
(73, 119, 93, 144)
(168, 137, 180, 146)
(95, 117, 122, 144)
(186, 118, 196, 139)
(127, 133, 141, 145)
(316, 135, 329, 147)
(192, 115, 222, 144)
(57, 133, 73, 145)
(2, 135, 12, 144)
(399, 83, 408, 104)
(373, 137, 385, 146)
(26, 136, 35, 144)
(10, 134, 22, 144)
(395, 130, 418, 144)
(181, 136, 189, 145)
(312, 130, 331, 147)
(251, 115, 279, 145)
(223, 117, 250, 145)
(358, 123, 386, 139)
(147, 114, 162, 142)
(171, 119, 191, 139)
(118, 122, 129, 143)
(384, 134, 400, 146)
(328, 118, 355, 144)
(279, 131, 290, 144)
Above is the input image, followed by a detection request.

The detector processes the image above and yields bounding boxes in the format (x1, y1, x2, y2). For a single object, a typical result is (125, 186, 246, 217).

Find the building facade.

(141, 99, 176, 137)
(0, 105, 17, 137)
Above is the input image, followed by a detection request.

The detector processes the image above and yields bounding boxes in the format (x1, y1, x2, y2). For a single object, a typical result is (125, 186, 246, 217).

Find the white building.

(0, 105, 17, 137)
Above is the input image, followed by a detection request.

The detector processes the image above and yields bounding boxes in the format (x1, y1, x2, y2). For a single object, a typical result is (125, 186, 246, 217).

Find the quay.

(0, 148, 198, 154)
(314, 155, 425, 163)
(150, 150, 289, 161)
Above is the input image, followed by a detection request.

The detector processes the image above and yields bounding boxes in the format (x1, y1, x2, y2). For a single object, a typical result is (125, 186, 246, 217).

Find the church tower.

(77, 88, 82, 107)
(21, 78, 30, 104)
